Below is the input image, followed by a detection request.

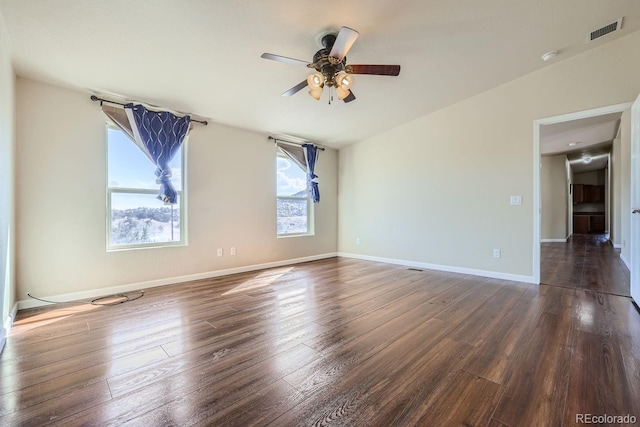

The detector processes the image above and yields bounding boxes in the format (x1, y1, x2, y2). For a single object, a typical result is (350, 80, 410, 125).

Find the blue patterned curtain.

(302, 144, 320, 203)
(124, 104, 191, 204)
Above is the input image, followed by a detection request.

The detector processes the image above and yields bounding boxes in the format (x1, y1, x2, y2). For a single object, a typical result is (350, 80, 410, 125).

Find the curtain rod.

(268, 136, 325, 151)
(90, 95, 208, 125)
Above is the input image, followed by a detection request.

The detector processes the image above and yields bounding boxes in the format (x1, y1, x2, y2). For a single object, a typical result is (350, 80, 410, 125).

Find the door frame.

(533, 102, 633, 284)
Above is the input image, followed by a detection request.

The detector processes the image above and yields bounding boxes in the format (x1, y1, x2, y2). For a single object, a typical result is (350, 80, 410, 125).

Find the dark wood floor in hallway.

(2, 256, 639, 426)
(541, 234, 631, 296)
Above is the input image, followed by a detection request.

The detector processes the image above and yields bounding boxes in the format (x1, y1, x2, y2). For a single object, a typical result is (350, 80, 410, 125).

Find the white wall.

(612, 135, 622, 246)
(338, 30, 640, 281)
(0, 9, 16, 346)
(15, 78, 338, 305)
(541, 155, 567, 241)
(605, 166, 609, 233)
(621, 109, 632, 267)
(566, 157, 573, 237)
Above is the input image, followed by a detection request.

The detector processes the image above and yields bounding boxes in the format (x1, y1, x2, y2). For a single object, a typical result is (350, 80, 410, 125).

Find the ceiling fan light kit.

(309, 87, 323, 100)
(307, 72, 324, 88)
(261, 26, 401, 103)
(335, 72, 353, 100)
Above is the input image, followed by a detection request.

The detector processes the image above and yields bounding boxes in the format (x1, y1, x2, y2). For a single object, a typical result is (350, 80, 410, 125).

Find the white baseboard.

(541, 238, 568, 243)
(1, 303, 18, 354)
(620, 253, 631, 270)
(17, 253, 338, 310)
(337, 252, 537, 284)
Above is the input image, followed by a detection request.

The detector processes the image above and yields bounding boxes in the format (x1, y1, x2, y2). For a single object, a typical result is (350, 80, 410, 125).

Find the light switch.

(510, 196, 522, 206)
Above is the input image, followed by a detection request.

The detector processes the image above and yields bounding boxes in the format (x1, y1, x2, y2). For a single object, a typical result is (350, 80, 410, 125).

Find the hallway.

(541, 234, 631, 296)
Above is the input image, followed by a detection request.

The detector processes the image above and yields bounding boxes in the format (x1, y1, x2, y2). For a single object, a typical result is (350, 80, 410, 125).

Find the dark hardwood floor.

(1, 255, 639, 426)
(541, 234, 631, 296)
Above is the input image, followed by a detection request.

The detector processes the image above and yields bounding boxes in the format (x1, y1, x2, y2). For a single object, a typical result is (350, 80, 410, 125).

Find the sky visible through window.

(276, 156, 306, 196)
(108, 128, 182, 209)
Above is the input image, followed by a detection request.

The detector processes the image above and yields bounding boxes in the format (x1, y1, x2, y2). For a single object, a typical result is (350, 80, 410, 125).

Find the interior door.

(630, 95, 640, 305)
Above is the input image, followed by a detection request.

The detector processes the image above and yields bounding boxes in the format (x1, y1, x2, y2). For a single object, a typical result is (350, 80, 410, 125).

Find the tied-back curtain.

(302, 144, 320, 203)
(124, 104, 191, 205)
(277, 142, 321, 203)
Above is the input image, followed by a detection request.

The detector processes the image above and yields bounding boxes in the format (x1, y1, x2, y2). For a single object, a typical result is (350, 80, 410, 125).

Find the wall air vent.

(587, 18, 623, 43)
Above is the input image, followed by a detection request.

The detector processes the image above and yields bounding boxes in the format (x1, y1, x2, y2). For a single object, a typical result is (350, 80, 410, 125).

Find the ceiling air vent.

(587, 18, 623, 43)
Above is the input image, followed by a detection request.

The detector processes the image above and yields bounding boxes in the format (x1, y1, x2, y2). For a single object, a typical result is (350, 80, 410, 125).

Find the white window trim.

(106, 125, 188, 251)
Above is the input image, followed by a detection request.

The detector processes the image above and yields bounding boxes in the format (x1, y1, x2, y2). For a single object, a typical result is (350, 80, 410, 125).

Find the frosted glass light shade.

(308, 87, 323, 100)
(307, 73, 324, 89)
(336, 86, 350, 100)
(336, 72, 353, 90)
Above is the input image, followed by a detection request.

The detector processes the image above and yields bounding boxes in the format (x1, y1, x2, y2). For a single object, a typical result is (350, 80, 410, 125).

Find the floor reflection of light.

(109, 309, 184, 377)
(577, 302, 594, 327)
(222, 267, 294, 296)
(10, 303, 100, 335)
(269, 281, 322, 373)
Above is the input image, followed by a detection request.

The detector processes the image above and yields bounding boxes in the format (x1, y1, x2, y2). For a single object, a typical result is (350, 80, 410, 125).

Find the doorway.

(533, 102, 632, 295)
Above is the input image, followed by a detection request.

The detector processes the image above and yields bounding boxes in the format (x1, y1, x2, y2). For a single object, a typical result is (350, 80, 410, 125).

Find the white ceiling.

(540, 112, 622, 173)
(2, 1, 640, 149)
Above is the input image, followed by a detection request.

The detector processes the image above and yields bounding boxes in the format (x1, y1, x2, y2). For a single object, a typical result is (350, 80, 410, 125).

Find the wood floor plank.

(492, 309, 575, 426)
(0, 346, 168, 417)
(112, 317, 314, 398)
(0, 380, 112, 426)
(448, 282, 529, 347)
(1, 253, 637, 426)
(283, 316, 451, 399)
(572, 290, 617, 337)
(0, 320, 214, 394)
(104, 343, 317, 427)
(461, 288, 543, 384)
(348, 336, 473, 426)
(408, 369, 502, 426)
(563, 331, 636, 425)
(301, 273, 477, 354)
(541, 234, 630, 296)
(193, 379, 303, 427)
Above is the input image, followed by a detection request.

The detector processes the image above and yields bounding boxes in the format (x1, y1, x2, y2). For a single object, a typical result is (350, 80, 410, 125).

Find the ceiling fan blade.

(342, 91, 356, 103)
(261, 53, 310, 67)
(329, 27, 359, 62)
(347, 64, 401, 76)
(281, 80, 308, 97)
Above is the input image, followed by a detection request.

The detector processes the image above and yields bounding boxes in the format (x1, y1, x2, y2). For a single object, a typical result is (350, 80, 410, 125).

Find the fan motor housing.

(313, 35, 346, 87)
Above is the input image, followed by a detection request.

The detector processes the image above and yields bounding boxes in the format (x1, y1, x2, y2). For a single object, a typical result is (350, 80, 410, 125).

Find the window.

(107, 127, 186, 250)
(277, 152, 313, 236)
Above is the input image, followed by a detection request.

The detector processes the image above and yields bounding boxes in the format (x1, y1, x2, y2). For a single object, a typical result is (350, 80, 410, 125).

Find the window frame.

(106, 125, 188, 251)
(276, 151, 314, 237)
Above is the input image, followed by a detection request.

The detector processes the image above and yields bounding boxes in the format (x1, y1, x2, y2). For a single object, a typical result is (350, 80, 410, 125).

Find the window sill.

(277, 233, 315, 239)
(107, 241, 187, 252)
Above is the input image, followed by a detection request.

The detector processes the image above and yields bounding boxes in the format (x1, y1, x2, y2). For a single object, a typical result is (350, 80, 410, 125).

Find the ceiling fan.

(261, 26, 401, 103)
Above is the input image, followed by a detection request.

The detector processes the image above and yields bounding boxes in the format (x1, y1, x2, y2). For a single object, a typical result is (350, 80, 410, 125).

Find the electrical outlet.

(356, 237, 361, 245)
(510, 196, 522, 206)
(230, 247, 236, 256)
(217, 248, 223, 257)
(493, 249, 501, 258)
